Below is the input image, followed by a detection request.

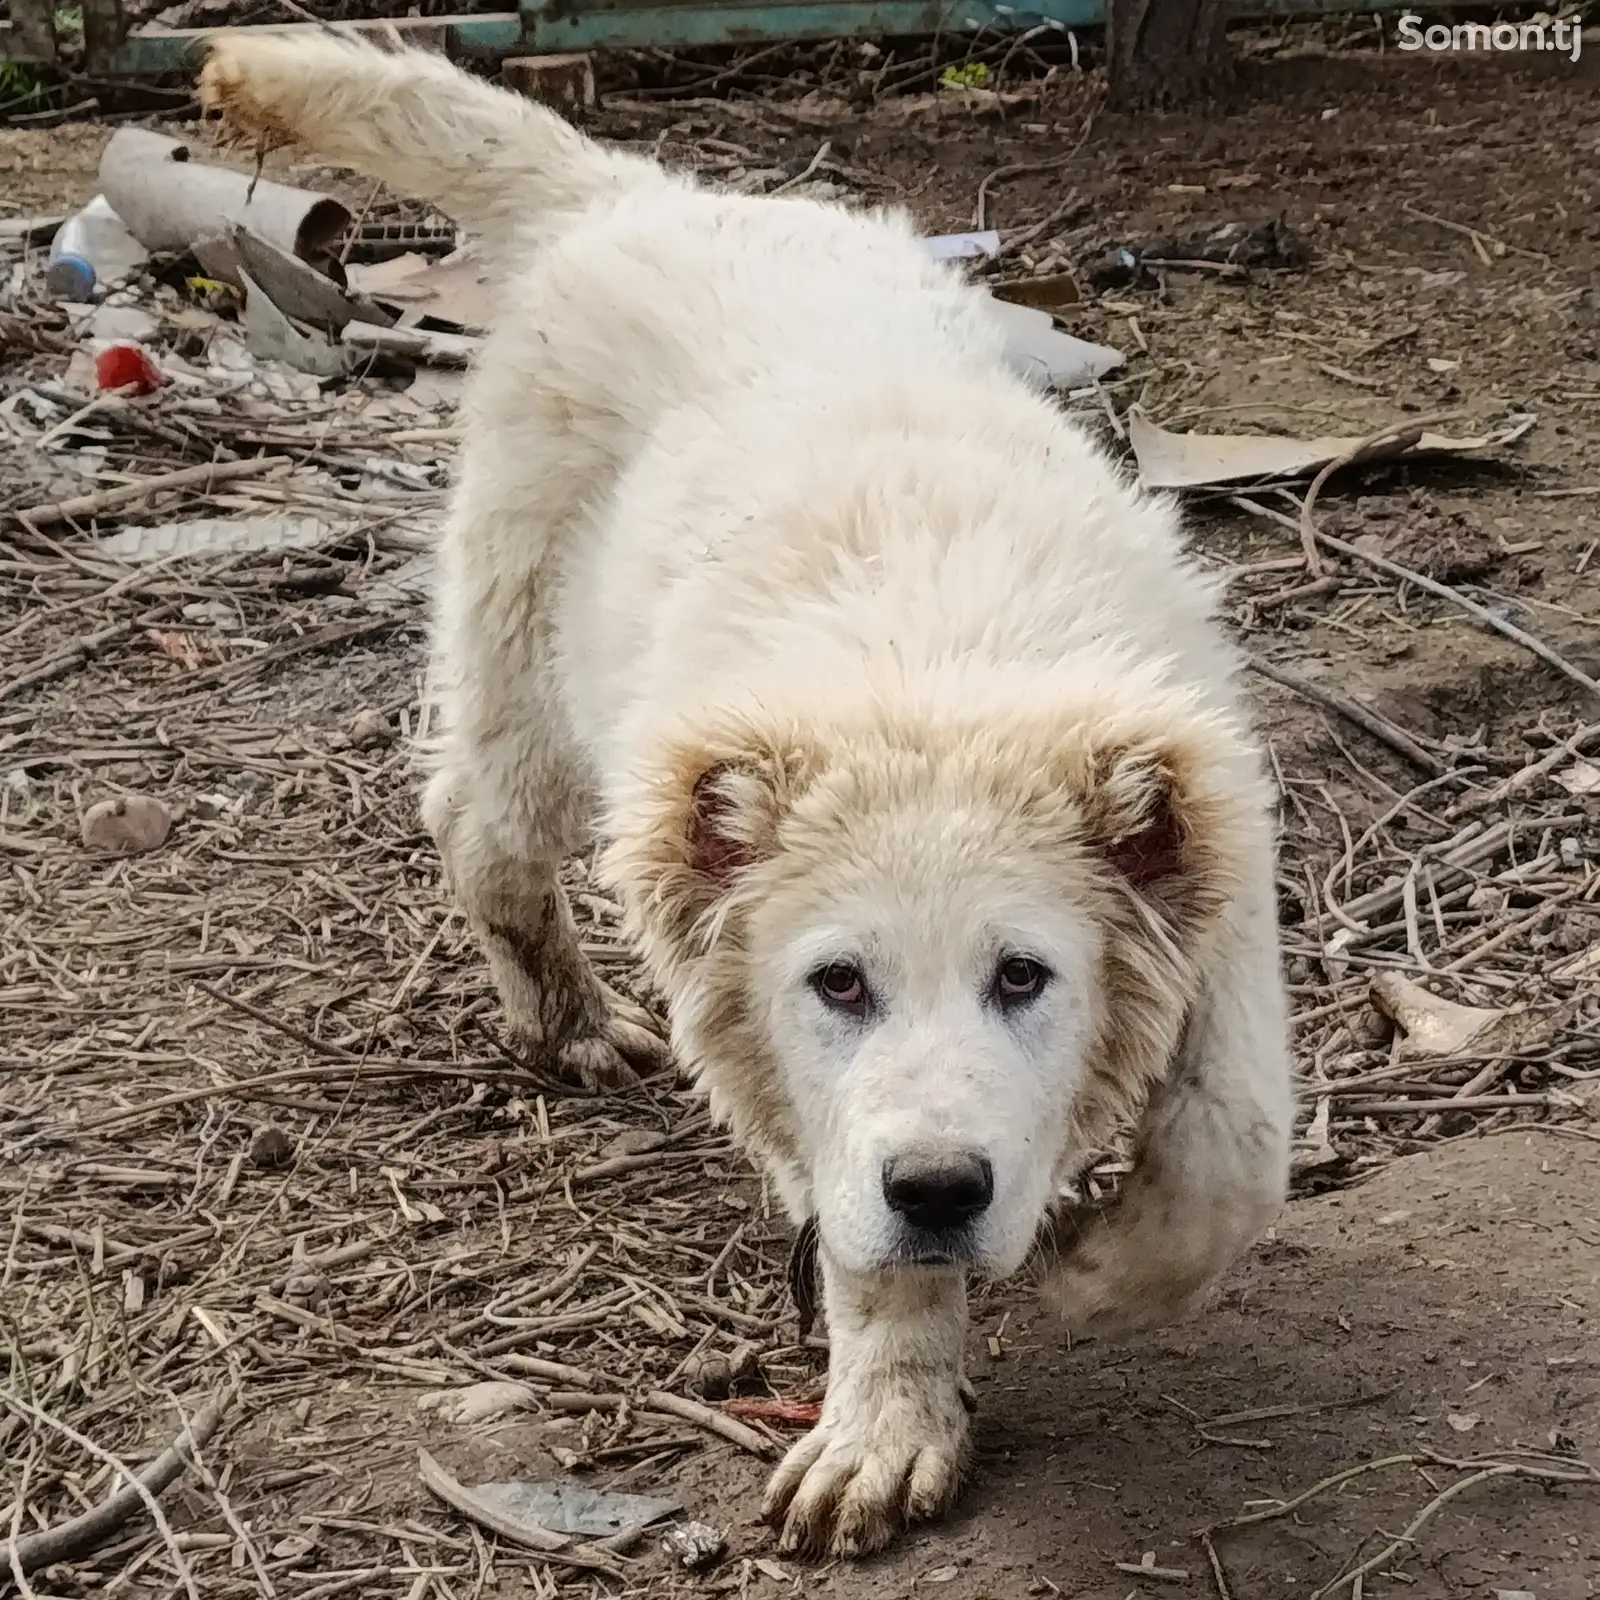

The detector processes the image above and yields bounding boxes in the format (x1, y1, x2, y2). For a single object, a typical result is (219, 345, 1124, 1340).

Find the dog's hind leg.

(762, 1255, 971, 1558)
(1040, 863, 1294, 1336)
(422, 682, 668, 1090)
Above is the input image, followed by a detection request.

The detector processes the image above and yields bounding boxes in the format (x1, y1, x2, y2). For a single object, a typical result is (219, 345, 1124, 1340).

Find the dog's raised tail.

(200, 30, 652, 236)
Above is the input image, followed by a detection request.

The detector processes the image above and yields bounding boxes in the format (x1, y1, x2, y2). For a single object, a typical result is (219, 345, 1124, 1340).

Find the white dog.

(202, 33, 1294, 1558)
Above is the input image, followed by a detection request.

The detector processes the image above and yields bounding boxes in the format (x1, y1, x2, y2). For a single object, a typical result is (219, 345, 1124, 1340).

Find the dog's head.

(602, 671, 1263, 1279)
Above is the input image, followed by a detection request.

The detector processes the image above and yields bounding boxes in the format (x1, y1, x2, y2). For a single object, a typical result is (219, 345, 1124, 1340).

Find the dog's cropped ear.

(684, 759, 783, 887)
(600, 719, 820, 953)
(1083, 741, 1192, 892)
(1063, 726, 1242, 930)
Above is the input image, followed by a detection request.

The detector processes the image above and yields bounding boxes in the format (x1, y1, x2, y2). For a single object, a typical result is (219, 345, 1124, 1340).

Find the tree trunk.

(81, 0, 128, 72)
(7, 0, 58, 62)
(1106, 0, 1232, 109)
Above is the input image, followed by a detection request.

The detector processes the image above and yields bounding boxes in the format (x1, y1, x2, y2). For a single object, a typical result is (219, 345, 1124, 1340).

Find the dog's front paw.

(761, 1398, 967, 1558)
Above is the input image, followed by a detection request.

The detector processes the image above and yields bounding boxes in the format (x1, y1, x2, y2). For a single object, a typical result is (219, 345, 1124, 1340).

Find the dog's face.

(604, 694, 1246, 1279)
(743, 779, 1105, 1276)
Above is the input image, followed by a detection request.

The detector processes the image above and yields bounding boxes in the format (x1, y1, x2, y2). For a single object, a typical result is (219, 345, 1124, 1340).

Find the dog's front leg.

(764, 1252, 970, 1558)
(1043, 887, 1295, 1338)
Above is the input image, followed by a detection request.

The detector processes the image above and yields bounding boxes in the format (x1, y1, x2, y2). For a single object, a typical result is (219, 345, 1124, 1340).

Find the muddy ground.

(2, 36, 1598, 1600)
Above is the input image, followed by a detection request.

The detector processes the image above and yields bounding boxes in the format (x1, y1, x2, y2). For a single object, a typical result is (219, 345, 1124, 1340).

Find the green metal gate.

(0, 0, 1423, 77)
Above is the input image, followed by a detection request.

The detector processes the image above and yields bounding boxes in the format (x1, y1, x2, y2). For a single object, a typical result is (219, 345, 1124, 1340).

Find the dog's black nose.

(882, 1150, 994, 1233)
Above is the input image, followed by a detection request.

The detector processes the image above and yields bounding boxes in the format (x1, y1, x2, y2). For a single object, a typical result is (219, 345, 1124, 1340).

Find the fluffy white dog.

(201, 32, 1294, 1558)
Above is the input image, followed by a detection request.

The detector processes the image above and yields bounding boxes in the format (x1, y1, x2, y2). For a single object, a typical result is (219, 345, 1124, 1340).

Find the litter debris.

(1112, 1553, 1190, 1582)
(1085, 219, 1309, 291)
(345, 246, 492, 332)
(1553, 757, 1600, 796)
(82, 304, 162, 346)
(196, 225, 386, 332)
(921, 229, 1002, 263)
(467, 1480, 679, 1539)
(720, 1397, 822, 1428)
(44, 196, 149, 301)
(80, 794, 171, 856)
(1368, 974, 1520, 1058)
(99, 128, 350, 273)
(342, 321, 479, 368)
(1126, 409, 1534, 491)
(1, 215, 66, 254)
(987, 298, 1123, 390)
(95, 515, 335, 565)
(1445, 1411, 1481, 1433)
(416, 1381, 539, 1426)
(95, 343, 163, 395)
(992, 273, 1082, 313)
(661, 1520, 727, 1571)
(241, 269, 351, 380)
(417, 1452, 626, 1575)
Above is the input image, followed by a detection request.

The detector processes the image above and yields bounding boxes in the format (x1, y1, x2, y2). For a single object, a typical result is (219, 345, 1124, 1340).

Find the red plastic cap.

(95, 343, 163, 395)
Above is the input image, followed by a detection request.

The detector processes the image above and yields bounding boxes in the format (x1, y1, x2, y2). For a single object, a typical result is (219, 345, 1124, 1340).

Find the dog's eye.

(994, 956, 1049, 1008)
(812, 961, 869, 1016)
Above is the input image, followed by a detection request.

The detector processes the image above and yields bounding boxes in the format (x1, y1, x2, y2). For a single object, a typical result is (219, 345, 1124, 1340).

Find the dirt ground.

(2, 36, 1598, 1600)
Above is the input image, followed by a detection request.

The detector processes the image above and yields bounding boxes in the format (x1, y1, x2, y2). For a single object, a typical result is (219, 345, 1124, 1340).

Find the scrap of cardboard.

(920, 232, 1122, 388)
(1128, 409, 1534, 491)
(921, 230, 1002, 262)
(345, 247, 495, 332)
(986, 298, 1124, 389)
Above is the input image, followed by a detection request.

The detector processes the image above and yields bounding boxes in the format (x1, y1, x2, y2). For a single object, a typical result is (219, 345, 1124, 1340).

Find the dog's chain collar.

(787, 1214, 820, 1340)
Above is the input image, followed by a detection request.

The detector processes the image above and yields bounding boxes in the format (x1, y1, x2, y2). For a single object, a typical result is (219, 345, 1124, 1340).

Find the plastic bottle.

(45, 197, 144, 301)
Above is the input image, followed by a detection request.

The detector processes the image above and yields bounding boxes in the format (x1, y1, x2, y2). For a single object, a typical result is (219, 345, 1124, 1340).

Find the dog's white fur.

(201, 33, 1295, 1558)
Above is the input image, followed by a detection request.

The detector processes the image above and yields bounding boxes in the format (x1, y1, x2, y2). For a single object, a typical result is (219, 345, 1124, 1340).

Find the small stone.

(250, 1126, 295, 1169)
(80, 794, 171, 855)
(347, 709, 393, 750)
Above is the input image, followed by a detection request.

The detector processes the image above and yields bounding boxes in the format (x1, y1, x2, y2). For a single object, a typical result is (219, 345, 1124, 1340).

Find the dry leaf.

(1553, 757, 1600, 796)
(1446, 1411, 1481, 1432)
(1127, 410, 1534, 491)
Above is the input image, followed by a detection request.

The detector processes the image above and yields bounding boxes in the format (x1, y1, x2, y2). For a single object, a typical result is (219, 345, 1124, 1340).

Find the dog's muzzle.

(882, 1147, 992, 1264)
